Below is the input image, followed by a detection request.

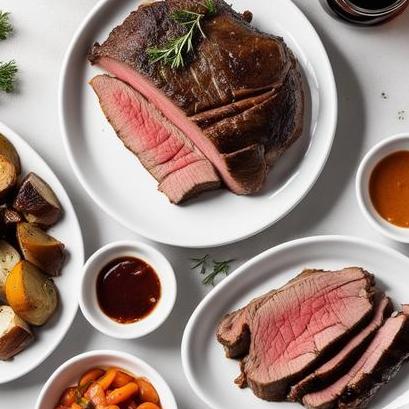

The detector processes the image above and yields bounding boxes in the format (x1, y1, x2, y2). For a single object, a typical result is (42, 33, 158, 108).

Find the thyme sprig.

(0, 11, 12, 40)
(0, 60, 17, 93)
(147, 0, 216, 69)
(191, 255, 235, 286)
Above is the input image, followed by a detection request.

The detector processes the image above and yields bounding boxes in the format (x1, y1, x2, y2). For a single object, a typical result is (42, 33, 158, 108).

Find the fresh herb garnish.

(147, 0, 216, 69)
(0, 11, 12, 40)
(191, 255, 235, 286)
(0, 60, 17, 93)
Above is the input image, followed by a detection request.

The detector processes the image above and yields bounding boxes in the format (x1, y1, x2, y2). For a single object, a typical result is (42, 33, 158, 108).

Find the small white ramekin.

(79, 241, 177, 339)
(356, 133, 409, 243)
(35, 350, 178, 409)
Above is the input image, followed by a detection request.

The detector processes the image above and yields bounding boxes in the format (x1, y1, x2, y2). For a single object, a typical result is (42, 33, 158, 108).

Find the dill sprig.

(191, 255, 234, 286)
(147, 0, 216, 69)
(0, 60, 17, 93)
(0, 11, 12, 40)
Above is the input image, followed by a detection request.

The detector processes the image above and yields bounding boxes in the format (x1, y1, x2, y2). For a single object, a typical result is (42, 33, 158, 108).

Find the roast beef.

(90, 75, 220, 204)
(289, 294, 393, 402)
(89, 0, 304, 195)
(303, 308, 409, 409)
(217, 267, 376, 401)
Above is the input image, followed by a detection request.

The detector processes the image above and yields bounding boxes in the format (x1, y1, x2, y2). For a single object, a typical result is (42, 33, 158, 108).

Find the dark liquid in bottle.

(350, 0, 399, 9)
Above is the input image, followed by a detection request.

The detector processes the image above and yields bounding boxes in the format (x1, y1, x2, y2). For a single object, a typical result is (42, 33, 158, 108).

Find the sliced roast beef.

(217, 269, 322, 359)
(289, 294, 393, 402)
(89, 0, 304, 195)
(90, 75, 220, 204)
(216, 268, 376, 401)
(303, 308, 409, 409)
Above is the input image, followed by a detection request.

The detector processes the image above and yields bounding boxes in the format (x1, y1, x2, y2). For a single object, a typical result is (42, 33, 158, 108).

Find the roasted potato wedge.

(0, 155, 18, 200)
(17, 223, 65, 276)
(0, 134, 21, 175)
(0, 134, 21, 200)
(13, 172, 62, 228)
(0, 305, 32, 360)
(6, 260, 58, 326)
(0, 240, 21, 302)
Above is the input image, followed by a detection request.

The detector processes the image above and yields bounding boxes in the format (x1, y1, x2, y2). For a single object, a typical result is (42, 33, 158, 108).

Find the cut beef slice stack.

(90, 75, 220, 204)
(217, 268, 376, 401)
(302, 307, 409, 409)
(217, 268, 409, 409)
(89, 0, 304, 197)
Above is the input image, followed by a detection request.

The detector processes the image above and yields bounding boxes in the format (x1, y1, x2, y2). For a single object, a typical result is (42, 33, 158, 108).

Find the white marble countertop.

(0, 1, 409, 408)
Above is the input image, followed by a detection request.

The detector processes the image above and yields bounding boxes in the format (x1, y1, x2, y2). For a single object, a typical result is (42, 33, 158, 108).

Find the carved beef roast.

(89, 0, 304, 198)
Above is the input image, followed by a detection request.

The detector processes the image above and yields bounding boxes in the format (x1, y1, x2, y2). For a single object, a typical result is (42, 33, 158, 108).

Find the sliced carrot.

(136, 379, 159, 404)
(59, 387, 78, 406)
(112, 370, 134, 388)
(79, 368, 105, 387)
(136, 403, 161, 409)
(70, 404, 82, 409)
(127, 401, 139, 409)
(85, 382, 106, 406)
(97, 367, 118, 390)
(104, 406, 120, 409)
(106, 383, 139, 405)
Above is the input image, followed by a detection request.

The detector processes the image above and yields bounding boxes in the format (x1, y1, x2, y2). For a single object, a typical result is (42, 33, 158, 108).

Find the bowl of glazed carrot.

(35, 350, 178, 409)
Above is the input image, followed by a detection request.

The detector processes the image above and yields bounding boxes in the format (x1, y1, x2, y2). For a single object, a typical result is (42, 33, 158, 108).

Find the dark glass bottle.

(320, 0, 408, 25)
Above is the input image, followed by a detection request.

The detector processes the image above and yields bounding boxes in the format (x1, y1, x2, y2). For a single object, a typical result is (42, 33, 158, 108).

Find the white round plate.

(0, 122, 84, 384)
(60, 0, 337, 248)
(182, 235, 409, 409)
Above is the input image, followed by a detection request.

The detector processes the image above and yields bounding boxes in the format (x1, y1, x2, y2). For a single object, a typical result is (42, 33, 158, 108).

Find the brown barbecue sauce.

(97, 257, 161, 323)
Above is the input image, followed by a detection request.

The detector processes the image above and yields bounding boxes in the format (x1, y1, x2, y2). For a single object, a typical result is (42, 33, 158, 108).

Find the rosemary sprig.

(0, 11, 12, 40)
(0, 60, 17, 93)
(147, 0, 216, 69)
(191, 254, 209, 276)
(191, 256, 235, 286)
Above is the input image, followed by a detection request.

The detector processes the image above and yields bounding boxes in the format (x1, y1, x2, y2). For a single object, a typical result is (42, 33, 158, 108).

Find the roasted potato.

(0, 305, 33, 360)
(13, 172, 62, 228)
(6, 260, 58, 326)
(0, 240, 21, 302)
(17, 223, 65, 276)
(0, 134, 21, 200)
(0, 134, 21, 175)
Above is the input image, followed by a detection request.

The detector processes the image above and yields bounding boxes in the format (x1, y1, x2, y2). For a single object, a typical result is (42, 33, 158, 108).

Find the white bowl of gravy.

(356, 133, 409, 243)
(79, 241, 177, 339)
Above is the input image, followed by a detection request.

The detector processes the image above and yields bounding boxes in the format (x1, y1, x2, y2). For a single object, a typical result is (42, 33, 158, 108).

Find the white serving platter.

(59, 0, 337, 247)
(182, 235, 409, 409)
(0, 122, 84, 384)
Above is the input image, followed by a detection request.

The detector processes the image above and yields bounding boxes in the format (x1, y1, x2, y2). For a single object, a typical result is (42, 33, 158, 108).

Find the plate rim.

(0, 121, 85, 384)
(58, 0, 338, 248)
(181, 234, 409, 409)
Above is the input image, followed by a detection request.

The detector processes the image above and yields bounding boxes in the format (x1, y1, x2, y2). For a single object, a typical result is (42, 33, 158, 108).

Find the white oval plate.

(59, 0, 337, 248)
(182, 235, 409, 409)
(0, 122, 84, 384)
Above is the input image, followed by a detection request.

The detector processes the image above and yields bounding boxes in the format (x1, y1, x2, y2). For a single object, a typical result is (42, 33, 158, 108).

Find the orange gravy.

(369, 151, 409, 228)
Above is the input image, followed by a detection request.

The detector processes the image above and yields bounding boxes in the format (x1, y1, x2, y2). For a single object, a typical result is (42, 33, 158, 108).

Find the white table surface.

(0, 1, 409, 408)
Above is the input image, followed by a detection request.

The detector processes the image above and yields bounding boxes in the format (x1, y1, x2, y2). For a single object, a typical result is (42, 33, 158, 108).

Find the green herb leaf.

(0, 60, 17, 93)
(0, 11, 12, 40)
(192, 256, 234, 286)
(147, 0, 216, 69)
(191, 254, 209, 276)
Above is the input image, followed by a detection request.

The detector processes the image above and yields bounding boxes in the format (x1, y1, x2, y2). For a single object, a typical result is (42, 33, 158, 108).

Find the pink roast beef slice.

(90, 75, 220, 204)
(303, 309, 409, 409)
(88, 0, 304, 195)
(237, 268, 375, 401)
(289, 294, 393, 402)
(217, 269, 323, 359)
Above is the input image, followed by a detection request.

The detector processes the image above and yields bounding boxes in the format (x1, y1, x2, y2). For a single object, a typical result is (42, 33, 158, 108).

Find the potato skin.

(0, 306, 33, 360)
(5, 261, 58, 326)
(13, 173, 62, 228)
(0, 134, 21, 175)
(17, 223, 65, 276)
